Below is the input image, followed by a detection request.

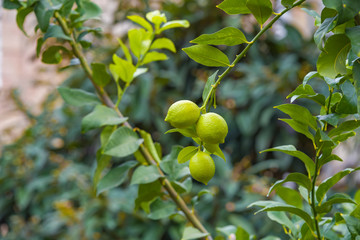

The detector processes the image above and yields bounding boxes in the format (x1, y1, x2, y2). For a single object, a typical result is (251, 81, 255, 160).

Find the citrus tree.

(3, 0, 360, 239)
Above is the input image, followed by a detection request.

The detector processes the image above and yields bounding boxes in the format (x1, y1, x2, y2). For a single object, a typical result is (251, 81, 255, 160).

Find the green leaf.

(97, 161, 137, 195)
(103, 127, 143, 158)
(302, 71, 323, 86)
(183, 45, 230, 67)
(178, 146, 198, 164)
(318, 153, 342, 167)
(93, 149, 111, 188)
(150, 38, 176, 52)
(287, 84, 326, 106)
(204, 143, 226, 161)
(279, 118, 315, 142)
(235, 226, 250, 240)
(3, 0, 22, 9)
(165, 126, 197, 138)
(128, 28, 152, 59)
(117, 38, 132, 63)
(249, 201, 314, 230)
(159, 20, 190, 33)
(317, 114, 342, 127)
(110, 55, 136, 83)
(216, 0, 251, 14)
(36, 37, 44, 57)
(140, 51, 168, 65)
(354, 60, 360, 113)
(60, 0, 75, 17)
(346, 26, 360, 57)
(268, 172, 312, 196)
(336, 80, 358, 114)
(267, 212, 296, 235)
(148, 199, 177, 220)
(317, 193, 356, 213)
(130, 165, 163, 185)
(41, 46, 68, 64)
(323, 0, 360, 25)
(328, 120, 360, 138)
(343, 215, 360, 238)
(81, 105, 128, 132)
(134, 68, 148, 78)
(16, 7, 33, 36)
(202, 70, 218, 103)
(135, 181, 162, 213)
(261, 145, 315, 176)
(139, 130, 161, 163)
(314, 16, 337, 50)
(76, 1, 102, 22)
(190, 27, 248, 46)
(246, 0, 273, 26)
(127, 15, 153, 32)
(332, 131, 356, 143)
(34, 2, 54, 32)
(182, 227, 209, 240)
(216, 225, 237, 237)
(146, 10, 167, 26)
(91, 63, 111, 87)
(317, 34, 351, 78)
(275, 104, 317, 130)
(316, 168, 360, 203)
(161, 146, 190, 180)
(57, 87, 101, 106)
(275, 186, 303, 208)
(43, 24, 71, 41)
(281, 0, 296, 8)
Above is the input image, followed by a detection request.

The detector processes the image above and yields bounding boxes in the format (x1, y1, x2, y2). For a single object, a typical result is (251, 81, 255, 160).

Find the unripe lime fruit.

(165, 100, 200, 128)
(196, 112, 228, 144)
(189, 151, 215, 185)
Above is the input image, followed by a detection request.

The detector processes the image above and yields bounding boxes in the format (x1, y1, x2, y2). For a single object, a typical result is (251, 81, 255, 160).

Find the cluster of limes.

(165, 100, 228, 184)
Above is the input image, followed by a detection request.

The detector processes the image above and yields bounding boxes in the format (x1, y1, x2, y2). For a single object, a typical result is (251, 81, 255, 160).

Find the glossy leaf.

(317, 34, 351, 78)
(314, 16, 337, 50)
(323, 0, 360, 25)
(97, 161, 137, 195)
(148, 199, 176, 220)
(261, 145, 315, 176)
(316, 168, 360, 203)
(183, 45, 230, 67)
(43, 25, 71, 41)
(346, 26, 360, 57)
(287, 84, 326, 106)
(336, 80, 358, 114)
(246, 0, 273, 26)
(16, 7, 33, 36)
(81, 105, 128, 132)
(140, 51, 168, 65)
(150, 38, 176, 52)
(159, 20, 190, 33)
(191, 27, 248, 46)
(302, 71, 323, 86)
(57, 87, 101, 106)
(268, 172, 311, 196)
(177, 146, 198, 164)
(131, 165, 163, 185)
(202, 70, 218, 102)
(275, 104, 317, 130)
(216, 0, 250, 14)
(103, 127, 143, 158)
(127, 15, 153, 32)
(182, 227, 209, 240)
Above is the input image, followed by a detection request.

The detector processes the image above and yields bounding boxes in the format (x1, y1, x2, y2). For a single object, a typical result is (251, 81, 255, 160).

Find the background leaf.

(57, 87, 101, 106)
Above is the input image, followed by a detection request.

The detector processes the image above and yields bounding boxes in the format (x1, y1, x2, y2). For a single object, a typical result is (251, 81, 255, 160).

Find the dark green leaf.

(246, 0, 273, 26)
(275, 104, 317, 130)
(317, 34, 351, 78)
(60, 0, 75, 17)
(177, 146, 198, 164)
(91, 63, 111, 87)
(16, 7, 33, 36)
(268, 172, 311, 196)
(343, 215, 360, 238)
(276, 186, 303, 208)
(216, 0, 251, 14)
(97, 161, 137, 195)
(93, 150, 111, 188)
(317, 193, 356, 213)
(135, 181, 162, 213)
(41, 46, 68, 64)
(353, 60, 360, 113)
(161, 146, 190, 180)
(103, 127, 143, 158)
(183, 45, 230, 67)
(81, 105, 128, 132)
(316, 168, 360, 203)
(281, 0, 296, 8)
(36, 37, 44, 57)
(336, 80, 358, 114)
(190, 27, 248, 46)
(34, 2, 55, 32)
(3, 0, 22, 9)
(202, 70, 218, 102)
(76, 1, 101, 22)
(43, 24, 71, 41)
(287, 84, 326, 106)
(279, 118, 315, 142)
(314, 16, 337, 50)
(346, 26, 360, 58)
(131, 165, 163, 185)
(318, 153, 342, 167)
(261, 145, 315, 176)
(323, 0, 360, 25)
(332, 131, 356, 143)
(328, 120, 360, 138)
(148, 199, 177, 220)
(57, 87, 101, 106)
(182, 227, 209, 240)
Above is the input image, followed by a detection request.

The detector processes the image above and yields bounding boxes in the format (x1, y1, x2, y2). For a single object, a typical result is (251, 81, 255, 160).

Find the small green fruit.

(196, 112, 228, 144)
(165, 100, 200, 128)
(189, 151, 215, 185)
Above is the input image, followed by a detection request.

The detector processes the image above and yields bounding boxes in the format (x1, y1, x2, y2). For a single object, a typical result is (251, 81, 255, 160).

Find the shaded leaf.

(93, 149, 111, 189)
(202, 70, 219, 102)
(191, 27, 248, 46)
(183, 45, 230, 67)
(178, 146, 198, 164)
(148, 199, 177, 220)
(131, 165, 163, 185)
(57, 87, 101, 106)
(43, 24, 71, 41)
(16, 7, 33, 36)
(336, 80, 358, 114)
(268, 172, 311, 196)
(141, 51, 168, 65)
(346, 26, 360, 57)
(314, 16, 337, 50)
(287, 84, 326, 106)
(279, 118, 315, 142)
(317, 193, 356, 213)
(150, 38, 176, 52)
(328, 120, 360, 138)
(91, 63, 111, 87)
(42, 46, 68, 64)
(161, 146, 190, 180)
(182, 227, 209, 240)
(246, 0, 273, 26)
(135, 181, 162, 213)
(354, 60, 360, 114)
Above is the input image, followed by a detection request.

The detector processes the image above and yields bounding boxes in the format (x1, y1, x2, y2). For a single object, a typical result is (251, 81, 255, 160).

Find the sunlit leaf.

(246, 0, 273, 26)
(216, 0, 251, 14)
(191, 27, 248, 46)
(183, 45, 230, 67)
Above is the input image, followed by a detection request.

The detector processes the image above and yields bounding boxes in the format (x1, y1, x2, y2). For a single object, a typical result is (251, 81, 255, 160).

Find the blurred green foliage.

(0, 0, 335, 239)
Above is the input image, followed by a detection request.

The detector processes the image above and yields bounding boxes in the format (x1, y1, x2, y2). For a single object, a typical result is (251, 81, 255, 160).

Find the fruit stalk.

(54, 12, 212, 239)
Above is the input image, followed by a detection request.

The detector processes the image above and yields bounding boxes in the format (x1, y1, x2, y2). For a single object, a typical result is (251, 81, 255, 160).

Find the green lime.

(165, 100, 200, 128)
(189, 151, 215, 185)
(196, 112, 228, 144)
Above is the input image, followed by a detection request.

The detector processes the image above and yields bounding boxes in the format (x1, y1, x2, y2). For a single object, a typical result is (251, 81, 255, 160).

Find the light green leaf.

(128, 28, 152, 59)
(150, 38, 176, 52)
(110, 55, 136, 83)
(202, 70, 218, 102)
(42, 46, 68, 64)
(81, 105, 128, 132)
(148, 199, 177, 220)
(103, 127, 143, 158)
(178, 146, 198, 164)
(182, 227, 209, 240)
(16, 7, 33, 36)
(261, 145, 315, 176)
(246, 0, 273, 26)
(216, 0, 251, 14)
(346, 26, 360, 57)
(183, 45, 230, 67)
(146, 10, 167, 25)
(159, 20, 190, 33)
(216, 225, 237, 237)
(97, 161, 137, 195)
(204, 143, 226, 161)
(191, 27, 248, 46)
(268, 172, 311, 196)
(354, 60, 360, 113)
(43, 24, 71, 41)
(91, 63, 111, 87)
(130, 165, 163, 185)
(235, 226, 250, 240)
(276, 186, 303, 208)
(133, 68, 148, 78)
(302, 71, 323, 86)
(316, 168, 360, 203)
(165, 126, 197, 138)
(118, 38, 132, 63)
(140, 51, 168, 65)
(287, 84, 326, 106)
(275, 104, 317, 130)
(317, 34, 351, 78)
(343, 215, 360, 238)
(57, 87, 101, 106)
(127, 15, 153, 32)
(139, 130, 161, 163)
(336, 80, 358, 114)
